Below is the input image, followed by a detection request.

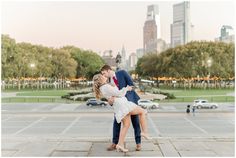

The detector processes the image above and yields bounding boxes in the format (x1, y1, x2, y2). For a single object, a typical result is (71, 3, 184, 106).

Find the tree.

(136, 41, 234, 89)
(62, 46, 105, 80)
(1, 34, 17, 79)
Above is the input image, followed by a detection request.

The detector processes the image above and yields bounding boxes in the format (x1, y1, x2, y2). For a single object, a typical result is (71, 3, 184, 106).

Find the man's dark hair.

(100, 64, 112, 71)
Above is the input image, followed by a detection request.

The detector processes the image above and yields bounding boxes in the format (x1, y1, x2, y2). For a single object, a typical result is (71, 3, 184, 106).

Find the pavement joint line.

(184, 117, 208, 134)
(169, 139, 181, 157)
(87, 142, 94, 156)
(147, 114, 161, 136)
(60, 117, 81, 135)
(12, 117, 46, 136)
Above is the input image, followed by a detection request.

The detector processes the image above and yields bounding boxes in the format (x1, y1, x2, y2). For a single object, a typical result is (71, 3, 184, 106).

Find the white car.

(193, 99, 218, 109)
(138, 99, 159, 109)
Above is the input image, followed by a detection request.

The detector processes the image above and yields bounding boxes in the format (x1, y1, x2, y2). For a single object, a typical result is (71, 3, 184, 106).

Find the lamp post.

(30, 63, 35, 89)
(207, 59, 212, 88)
(207, 59, 212, 77)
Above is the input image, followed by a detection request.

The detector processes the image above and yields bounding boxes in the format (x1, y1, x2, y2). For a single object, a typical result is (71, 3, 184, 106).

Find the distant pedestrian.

(192, 106, 196, 113)
(186, 105, 190, 113)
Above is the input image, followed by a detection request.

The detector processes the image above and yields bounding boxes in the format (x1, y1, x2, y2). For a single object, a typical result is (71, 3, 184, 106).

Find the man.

(100, 64, 142, 151)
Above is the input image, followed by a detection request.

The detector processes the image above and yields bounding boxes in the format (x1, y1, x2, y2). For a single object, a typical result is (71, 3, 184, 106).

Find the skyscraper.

(143, 5, 161, 54)
(171, 1, 192, 48)
(215, 25, 234, 43)
(136, 48, 144, 58)
(102, 50, 116, 68)
(128, 53, 137, 70)
(120, 45, 127, 69)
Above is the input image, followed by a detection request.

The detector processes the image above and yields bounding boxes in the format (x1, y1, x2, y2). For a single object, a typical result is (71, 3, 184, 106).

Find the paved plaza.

(1, 103, 235, 157)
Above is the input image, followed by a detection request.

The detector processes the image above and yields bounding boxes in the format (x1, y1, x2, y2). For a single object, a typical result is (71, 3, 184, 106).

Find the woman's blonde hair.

(92, 73, 104, 99)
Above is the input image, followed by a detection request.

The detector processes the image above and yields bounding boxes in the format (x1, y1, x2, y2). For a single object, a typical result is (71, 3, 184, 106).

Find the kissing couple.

(93, 65, 151, 153)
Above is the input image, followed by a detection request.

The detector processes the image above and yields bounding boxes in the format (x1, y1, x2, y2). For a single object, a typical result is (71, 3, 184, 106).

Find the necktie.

(113, 76, 119, 87)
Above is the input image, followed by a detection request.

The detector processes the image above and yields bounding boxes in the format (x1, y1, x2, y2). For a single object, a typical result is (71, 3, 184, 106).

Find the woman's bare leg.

(117, 114, 131, 147)
(129, 106, 148, 134)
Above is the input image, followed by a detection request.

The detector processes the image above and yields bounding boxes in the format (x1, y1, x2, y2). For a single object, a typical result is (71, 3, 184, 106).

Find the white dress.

(100, 84, 137, 123)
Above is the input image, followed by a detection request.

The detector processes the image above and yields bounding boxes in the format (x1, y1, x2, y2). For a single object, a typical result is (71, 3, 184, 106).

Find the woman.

(93, 73, 151, 152)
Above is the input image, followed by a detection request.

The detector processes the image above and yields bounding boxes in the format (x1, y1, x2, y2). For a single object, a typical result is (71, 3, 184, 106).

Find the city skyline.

(2, 1, 235, 57)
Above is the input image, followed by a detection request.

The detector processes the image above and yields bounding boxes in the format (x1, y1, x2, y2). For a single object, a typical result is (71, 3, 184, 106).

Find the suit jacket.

(115, 70, 140, 104)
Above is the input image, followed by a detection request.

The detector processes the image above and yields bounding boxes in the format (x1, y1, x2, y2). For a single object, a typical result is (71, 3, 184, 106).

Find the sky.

(2, 0, 235, 58)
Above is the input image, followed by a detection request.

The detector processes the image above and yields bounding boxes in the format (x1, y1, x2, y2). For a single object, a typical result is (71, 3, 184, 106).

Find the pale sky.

(2, 1, 235, 58)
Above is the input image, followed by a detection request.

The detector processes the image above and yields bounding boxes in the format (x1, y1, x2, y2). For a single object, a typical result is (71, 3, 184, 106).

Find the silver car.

(193, 99, 218, 109)
(138, 99, 159, 109)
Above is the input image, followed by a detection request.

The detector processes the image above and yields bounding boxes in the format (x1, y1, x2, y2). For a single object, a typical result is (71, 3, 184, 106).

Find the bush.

(152, 90, 176, 99)
(61, 90, 92, 99)
(61, 91, 108, 102)
(61, 94, 70, 99)
(68, 91, 91, 96)
(74, 97, 108, 101)
(74, 96, 93, 101)
(166, 93, 176, 99)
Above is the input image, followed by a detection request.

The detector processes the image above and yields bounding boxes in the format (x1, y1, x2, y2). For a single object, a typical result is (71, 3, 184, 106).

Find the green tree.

(62, 46, 104, 80)
(1, 34, 16, 79)
(136, 41, 234, 89)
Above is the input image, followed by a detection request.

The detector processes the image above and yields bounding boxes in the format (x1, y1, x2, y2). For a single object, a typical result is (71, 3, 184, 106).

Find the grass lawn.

(160, 89, 234, 96)
(159, 96, 234, 102)
(152, 88, 234, 102)
(15, 90, 70, 96)
(1, 97, 82, 103)
(1, 88, 234, 103)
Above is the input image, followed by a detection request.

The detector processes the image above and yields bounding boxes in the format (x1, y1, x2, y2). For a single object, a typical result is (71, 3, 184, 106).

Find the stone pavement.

(2, 103, 235, 157)
(2, 137, 234, 157)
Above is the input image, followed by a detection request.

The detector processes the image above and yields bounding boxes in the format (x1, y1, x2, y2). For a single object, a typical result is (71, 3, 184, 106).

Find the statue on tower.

(115, 52, 122, 71)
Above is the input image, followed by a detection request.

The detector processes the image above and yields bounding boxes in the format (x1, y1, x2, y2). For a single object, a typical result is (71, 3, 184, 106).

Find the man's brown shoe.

(107, 143, 116, 151)
(136, 144, 141, 151)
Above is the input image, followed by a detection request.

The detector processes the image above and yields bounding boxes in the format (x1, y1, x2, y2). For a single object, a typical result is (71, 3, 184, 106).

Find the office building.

(143, 5, 161, 54)
(171, 1, 193, 48)
(128, 53, 137, 70)
(215, 25, 234, 43)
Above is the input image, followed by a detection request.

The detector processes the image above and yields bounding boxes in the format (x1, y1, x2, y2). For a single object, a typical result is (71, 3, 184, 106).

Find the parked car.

(86, 98, 107, 106)
(193, 99, 218, 109)
(138, 99, 159, 109)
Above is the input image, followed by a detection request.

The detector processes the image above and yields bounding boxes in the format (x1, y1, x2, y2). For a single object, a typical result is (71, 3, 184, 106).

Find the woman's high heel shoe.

(141, 133, 152, 140)
(116, 144, 128, 152)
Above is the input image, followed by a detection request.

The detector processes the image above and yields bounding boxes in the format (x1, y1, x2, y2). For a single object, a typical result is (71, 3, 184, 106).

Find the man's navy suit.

(112, 69, 141, 145)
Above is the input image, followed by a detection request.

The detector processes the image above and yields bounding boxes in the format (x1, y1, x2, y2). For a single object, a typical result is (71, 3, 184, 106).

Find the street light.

(30, 63, 35, 77)
(30, 63, 35, 69)
(206, 58, 212, 88)
(30, 63, 35, 89)
(207, 58, 212, 77)
(207, 59, 212, 68)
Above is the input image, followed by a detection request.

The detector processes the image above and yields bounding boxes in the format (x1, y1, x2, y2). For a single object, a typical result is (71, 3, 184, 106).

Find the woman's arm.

(106, 84, 132, 97)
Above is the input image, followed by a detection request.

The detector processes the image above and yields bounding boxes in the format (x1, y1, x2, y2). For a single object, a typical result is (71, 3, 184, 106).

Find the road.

(1, 102, 234, 113)
(2, 103, 234, 157)
(2, 102, 234, 138)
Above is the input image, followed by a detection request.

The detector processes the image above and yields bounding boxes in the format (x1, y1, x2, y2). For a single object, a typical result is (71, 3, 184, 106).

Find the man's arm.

(123, 70, 134, 86)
